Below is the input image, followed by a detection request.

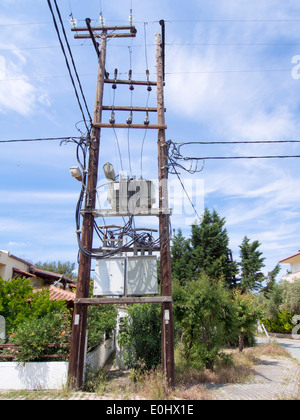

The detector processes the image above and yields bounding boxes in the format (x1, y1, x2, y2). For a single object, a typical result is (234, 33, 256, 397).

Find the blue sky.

(1, 0, 300, 281)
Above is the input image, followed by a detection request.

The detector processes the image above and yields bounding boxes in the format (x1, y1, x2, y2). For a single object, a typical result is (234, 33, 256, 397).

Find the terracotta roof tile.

(49, 286, 75, 302)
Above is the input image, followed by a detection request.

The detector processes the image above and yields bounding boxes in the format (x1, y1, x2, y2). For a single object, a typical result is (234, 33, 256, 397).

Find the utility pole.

(68, 29, 107, 390)
(68, 20, 137, 390)
(156, 29, 175, 388)
(68, 19, 175, 389)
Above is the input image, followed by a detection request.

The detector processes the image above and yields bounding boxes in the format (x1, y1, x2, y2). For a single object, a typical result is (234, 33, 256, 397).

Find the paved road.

(210, 355, 299, 400)
(257, 336, 300, 363)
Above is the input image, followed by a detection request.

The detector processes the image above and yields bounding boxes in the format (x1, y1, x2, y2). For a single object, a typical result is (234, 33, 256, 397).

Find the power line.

(190, 155, 300, 160)
(166, 69, 292, 75)
(2, 18, 300, 29)
(169, 160, 202, 221)
(0, 136, 81, 144)
(176, 139, 300, 145)
(52, 0, 93, 124)
(168, 140, 300, 173)
(163, 19, 300, 23)
(47, 0, 91, 134)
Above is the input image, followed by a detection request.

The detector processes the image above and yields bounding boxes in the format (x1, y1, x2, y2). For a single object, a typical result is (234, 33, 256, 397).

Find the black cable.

(53, 0, 93, 125)
(190, 155, 300, 160)
(47, 0, 90, 133)
(168, 140, 300, 163)
(0, 136, 81, 143)
(177, 140, 300, 145)
(169, 160, 202, 221)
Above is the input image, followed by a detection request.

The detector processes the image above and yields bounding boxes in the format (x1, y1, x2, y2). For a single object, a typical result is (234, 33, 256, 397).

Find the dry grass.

(249, 340, 290, 358)
(171, 341, 290, 400)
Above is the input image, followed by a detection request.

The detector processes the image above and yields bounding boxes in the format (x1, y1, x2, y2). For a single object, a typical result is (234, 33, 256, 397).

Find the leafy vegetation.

(118, 304, 161, 373)
(35, 261, 77, 281)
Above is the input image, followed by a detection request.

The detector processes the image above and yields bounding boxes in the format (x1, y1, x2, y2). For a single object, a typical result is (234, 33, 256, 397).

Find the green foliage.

(35, 261, 77, 281)
(171, 209, 238, 287)
(87, 305, 117, 352)
(171, 229, 192, 285)
(238, 236, 265, 293)
(0, 277, 68, 335)
(279, 278, 300, 314)
(118, 304, 161, 372)
(174, 275, 238, 371)
(263, 311, 295, 334)
(0, 277, 35, 333)
(232, 290, 265, 351)
(261, 276, 300, 334)
(7, 312, 71, 362)
(190, 209, 238, 286)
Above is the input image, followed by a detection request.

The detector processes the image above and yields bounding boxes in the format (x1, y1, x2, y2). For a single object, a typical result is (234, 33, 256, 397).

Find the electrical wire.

(47, 0, 91, 134)
(169, 159, 202, 222)
(0, 136, 81, 143)
(53, 0, 93, 125)
(168, 140, 300, 166)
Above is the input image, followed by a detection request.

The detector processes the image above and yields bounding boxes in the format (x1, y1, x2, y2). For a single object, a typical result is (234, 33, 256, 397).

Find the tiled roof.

(49, 286, 75, 302)
(32, 286, 75, 302)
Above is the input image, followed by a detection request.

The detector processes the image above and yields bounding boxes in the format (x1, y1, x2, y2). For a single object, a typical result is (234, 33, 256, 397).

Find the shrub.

(118, 304, 161, 373)
(0, 278, 69, 335)
(174, 275, 238, 371)
(7, 312, 71, 362)
(263, 311, 295, 334)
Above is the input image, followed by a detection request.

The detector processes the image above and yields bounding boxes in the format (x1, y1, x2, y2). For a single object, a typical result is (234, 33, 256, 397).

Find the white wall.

(0, 362, 68, 390)
(291, 260, 300, 274)
(86, 338, 115, 371)
(0, 251, 29, 281)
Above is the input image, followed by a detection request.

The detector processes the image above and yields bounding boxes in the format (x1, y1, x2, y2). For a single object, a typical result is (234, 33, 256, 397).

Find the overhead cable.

(0, 136, 81, 144)
(47, 0, 91, 134)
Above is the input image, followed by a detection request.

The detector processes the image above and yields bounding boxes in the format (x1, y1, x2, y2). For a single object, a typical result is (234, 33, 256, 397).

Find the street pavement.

(209, 355, 299, 400)
(257, 336, 300, 363)
(208, 336, 300, 400)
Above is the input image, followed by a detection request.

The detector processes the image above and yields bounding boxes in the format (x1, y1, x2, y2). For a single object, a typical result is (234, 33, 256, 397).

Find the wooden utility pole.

(68, 20, 137, 390)
(68, 19, 175, 389)
(68, 31, 107, 390)
(156, 31, 175, 388)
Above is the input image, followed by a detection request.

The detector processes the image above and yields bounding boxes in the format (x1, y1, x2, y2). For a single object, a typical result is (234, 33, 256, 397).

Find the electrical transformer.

(93, 257, 125, 296)
(93, 255, 158, 296)
(107, 178, 156, 213)
(127, 255, 158, 295)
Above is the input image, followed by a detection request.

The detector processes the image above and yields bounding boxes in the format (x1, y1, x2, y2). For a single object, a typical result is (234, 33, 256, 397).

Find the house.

(0, 250, 76, 290)
(279, 250, 300, 283)
(0, 250, 76, 307)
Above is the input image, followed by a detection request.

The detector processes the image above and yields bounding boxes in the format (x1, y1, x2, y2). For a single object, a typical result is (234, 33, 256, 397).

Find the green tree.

(279, 278, 300, 314)
(171, 229, 192, 285)
(190, 209, 238, 286)
(238, 236, 265, 293)
(35, 261, 77, 281)
(233, 290, 265, 351)
(261, 264, 281, 298)
(174, 275, 238, 371)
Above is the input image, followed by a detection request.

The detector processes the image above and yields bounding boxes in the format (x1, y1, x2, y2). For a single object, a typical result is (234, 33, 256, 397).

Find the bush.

(263, 311, 295, 334)
(0, 278, 69, 336)
(7, 312, 71, 362)
(118, 304, 161, 373)
(174, 275, 237, 371)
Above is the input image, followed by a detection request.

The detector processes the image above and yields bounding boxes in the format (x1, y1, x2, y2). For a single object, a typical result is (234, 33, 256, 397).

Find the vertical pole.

(156, 33, 175, 388)
(68, 32, 107, 390)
